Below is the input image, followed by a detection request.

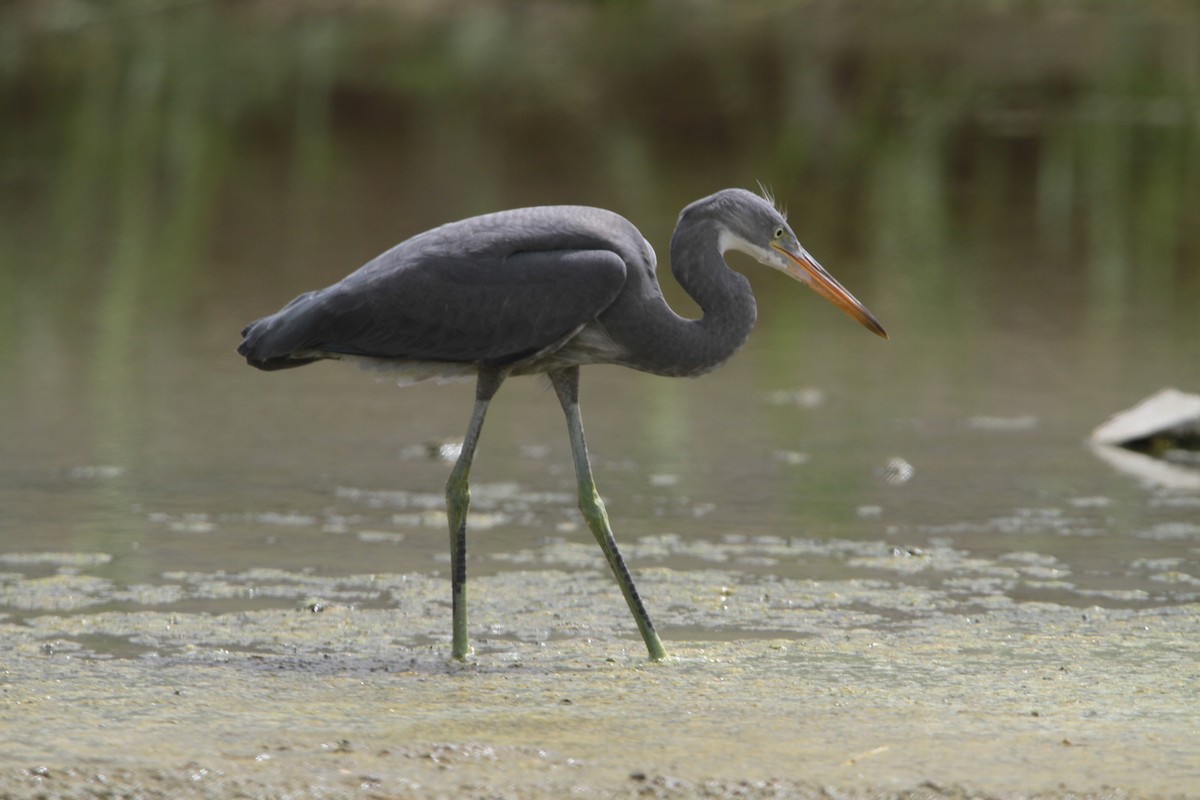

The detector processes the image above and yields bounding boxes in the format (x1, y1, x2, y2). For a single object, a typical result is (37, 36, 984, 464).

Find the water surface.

(3, 0, 1199, 632)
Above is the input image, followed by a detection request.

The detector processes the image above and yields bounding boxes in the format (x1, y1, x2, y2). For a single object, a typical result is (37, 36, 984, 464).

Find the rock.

(1090, 388, 1200, 490)
(1090, 388, 1200, 448)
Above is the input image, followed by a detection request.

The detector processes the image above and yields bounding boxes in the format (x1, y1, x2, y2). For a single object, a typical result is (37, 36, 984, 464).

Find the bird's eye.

(773, 226, 786, 239)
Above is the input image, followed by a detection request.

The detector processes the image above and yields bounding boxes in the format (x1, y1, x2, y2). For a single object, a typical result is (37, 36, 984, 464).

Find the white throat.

(717, 227, 787, 275)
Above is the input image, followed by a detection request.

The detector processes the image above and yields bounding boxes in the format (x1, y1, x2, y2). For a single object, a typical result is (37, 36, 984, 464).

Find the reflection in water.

(1, 2, 1199, 620)
(1090, 443, 1200, 491)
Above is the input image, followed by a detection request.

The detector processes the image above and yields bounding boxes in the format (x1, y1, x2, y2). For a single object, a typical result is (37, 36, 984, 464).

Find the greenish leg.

(446, 369, 503, 660)
(549, 368, 668, 661)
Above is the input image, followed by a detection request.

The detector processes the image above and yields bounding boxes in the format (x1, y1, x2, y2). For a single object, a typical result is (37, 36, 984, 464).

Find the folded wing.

(238, 245, 628, 371)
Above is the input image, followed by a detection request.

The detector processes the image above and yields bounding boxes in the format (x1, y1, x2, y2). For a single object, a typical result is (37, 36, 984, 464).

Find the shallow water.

(3, 242, 1197, 628)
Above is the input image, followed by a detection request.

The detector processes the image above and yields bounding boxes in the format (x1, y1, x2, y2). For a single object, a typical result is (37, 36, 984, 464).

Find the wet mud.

(2, 550, 1197, 799)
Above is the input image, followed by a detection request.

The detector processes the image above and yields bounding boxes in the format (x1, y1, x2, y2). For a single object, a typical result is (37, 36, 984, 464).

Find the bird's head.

(712, 188, 888, 339)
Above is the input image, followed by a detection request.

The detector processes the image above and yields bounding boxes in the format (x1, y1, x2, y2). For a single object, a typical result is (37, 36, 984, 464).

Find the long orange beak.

(774, 244, 888, 339)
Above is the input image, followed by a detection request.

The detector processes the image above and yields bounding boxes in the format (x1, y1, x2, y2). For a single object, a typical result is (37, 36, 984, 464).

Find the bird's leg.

(548, 367, 668, 661)
(445, 368, 503, 660)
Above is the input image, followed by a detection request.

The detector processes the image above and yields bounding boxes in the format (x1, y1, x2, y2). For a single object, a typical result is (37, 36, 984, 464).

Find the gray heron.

(238, 188, 887, 661)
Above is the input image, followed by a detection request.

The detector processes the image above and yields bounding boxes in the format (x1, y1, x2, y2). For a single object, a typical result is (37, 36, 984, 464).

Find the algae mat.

(1, 565, 1197, 799)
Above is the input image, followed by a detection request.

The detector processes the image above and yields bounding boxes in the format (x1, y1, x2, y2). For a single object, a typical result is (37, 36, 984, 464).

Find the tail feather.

(237, 291, 326, 371)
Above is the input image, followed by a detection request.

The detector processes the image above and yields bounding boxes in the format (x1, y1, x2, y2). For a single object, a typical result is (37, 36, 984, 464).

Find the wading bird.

(238, 188, 886, 660)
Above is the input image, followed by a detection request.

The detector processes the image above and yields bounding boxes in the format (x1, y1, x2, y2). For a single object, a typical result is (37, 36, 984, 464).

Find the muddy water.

(3, 242, 1198, 620)
(3, 231, 1199, 797)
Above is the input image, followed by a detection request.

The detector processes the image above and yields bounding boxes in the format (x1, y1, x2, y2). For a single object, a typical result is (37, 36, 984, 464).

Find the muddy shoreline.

(3, 564, 1196, 799)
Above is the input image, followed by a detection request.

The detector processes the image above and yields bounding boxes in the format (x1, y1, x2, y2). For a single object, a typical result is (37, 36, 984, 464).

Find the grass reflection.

(1, 0, 1198, 473)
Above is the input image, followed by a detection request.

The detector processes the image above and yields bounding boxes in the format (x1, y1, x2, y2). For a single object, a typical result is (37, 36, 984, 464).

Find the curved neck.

(626, 213, 757, 377)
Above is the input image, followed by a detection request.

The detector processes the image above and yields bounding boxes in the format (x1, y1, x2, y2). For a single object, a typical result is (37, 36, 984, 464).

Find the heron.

(238, 188, 886, 661)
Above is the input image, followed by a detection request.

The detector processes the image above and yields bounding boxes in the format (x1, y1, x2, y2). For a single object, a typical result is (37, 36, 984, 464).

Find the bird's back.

(238, 205, 656, 375)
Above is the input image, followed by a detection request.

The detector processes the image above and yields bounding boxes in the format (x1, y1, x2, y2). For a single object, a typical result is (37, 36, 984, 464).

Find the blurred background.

(2, 1, 1198, 624)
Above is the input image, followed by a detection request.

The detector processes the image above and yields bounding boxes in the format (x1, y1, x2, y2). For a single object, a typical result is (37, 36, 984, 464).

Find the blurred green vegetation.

(4, 0, 1198, 305)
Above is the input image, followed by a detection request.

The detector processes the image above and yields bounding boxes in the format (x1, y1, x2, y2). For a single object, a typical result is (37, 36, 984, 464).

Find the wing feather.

(239, 246, 627, 369)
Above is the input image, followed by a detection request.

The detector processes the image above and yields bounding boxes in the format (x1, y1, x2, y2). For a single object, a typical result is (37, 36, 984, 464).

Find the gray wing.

(239, 208, 635, 371)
